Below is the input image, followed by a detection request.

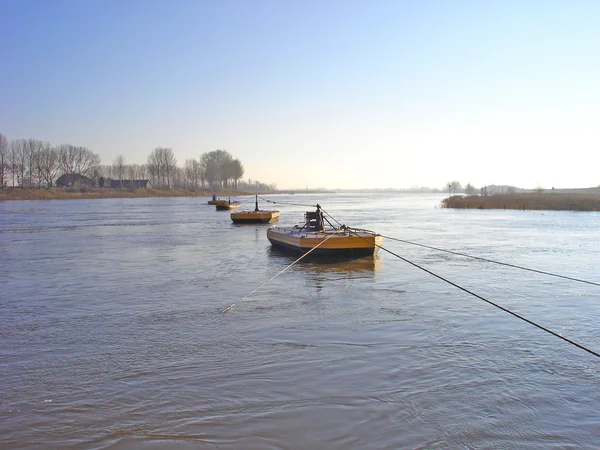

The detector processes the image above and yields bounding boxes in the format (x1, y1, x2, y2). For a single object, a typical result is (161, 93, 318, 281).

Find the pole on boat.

(255, 194, 259, 212)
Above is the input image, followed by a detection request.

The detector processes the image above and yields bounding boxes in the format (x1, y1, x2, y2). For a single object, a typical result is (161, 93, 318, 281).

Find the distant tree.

(536, 183, 544, 194)
(199, 166, 206, 189)
(446, 180, 462, 195)
(147, 147, 177, 189)
(200, 149, 233, 188)
(37, 144, 60, 188)
(184, 158, 202, 190)
(464, 183, 477, 195)
(57, 144, 101, 176)
(230, 159, 244, 188)
(113, 154, 126, 187)
(0, 133, 8, 188)
(11, 139, 27, 187)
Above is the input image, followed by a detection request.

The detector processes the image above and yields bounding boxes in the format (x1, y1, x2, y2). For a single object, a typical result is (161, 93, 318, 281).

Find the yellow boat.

(231, 196, 280, 224)
(208, 194, 223, 205)
(215, 198, 241, 210)
(266, 204, 382, 258)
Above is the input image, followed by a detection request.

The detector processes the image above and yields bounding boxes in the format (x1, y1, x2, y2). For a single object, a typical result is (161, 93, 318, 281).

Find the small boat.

(207, 194, 222, 205)
(267, 204, 382, 258)
(231, 195, 280, 224)
(215, 197, 241, 210)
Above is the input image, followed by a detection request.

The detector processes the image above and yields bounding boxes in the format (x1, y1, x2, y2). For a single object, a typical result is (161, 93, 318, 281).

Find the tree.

(0, 134, 8, 188)
(448, 180, 462, 195)
(200, 149, 233, 188)
(184, 158, 202, 190)
(57, 144, 101, 176)
(229, 159, 244, 188)
(11, 139, 27, 187)
(113, 154, 126, 187)
(147, 147, 177, 189)
(464, 183, 477, 195)
(37, 144, 60, 188)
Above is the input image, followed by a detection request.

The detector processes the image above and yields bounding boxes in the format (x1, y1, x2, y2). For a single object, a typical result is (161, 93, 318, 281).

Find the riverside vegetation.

(443, 193, 600, 212)
(0, 186, 259, 201)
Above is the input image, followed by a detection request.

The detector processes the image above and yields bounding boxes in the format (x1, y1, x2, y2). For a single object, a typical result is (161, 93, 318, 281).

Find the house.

(56, 173, 94, 188)
(109, 179, 153, 189)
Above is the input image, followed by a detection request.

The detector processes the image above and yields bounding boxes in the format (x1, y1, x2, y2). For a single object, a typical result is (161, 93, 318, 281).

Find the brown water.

(1, 193, 600, 449)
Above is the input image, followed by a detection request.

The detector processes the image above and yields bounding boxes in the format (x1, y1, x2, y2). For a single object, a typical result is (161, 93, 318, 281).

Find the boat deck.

(267, 226, 382, 257)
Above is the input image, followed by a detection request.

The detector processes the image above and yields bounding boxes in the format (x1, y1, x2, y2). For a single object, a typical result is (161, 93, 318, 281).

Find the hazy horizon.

(2, 0, 599, 190)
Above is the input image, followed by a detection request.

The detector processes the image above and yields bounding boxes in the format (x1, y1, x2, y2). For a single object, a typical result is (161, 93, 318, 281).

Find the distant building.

(56, 173, 94, 188)
(109, 179, 152, 189)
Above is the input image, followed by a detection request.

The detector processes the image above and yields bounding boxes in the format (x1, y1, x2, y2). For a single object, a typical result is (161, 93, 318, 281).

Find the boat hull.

(231, 210, 280, 224)
(267, 227, 382, 257)
(215, 203, 241, 211)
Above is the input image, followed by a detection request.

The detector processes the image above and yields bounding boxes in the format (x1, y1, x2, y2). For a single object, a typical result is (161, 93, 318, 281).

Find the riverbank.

(0, 187, 261, 201)
(443, 193, 600, 211)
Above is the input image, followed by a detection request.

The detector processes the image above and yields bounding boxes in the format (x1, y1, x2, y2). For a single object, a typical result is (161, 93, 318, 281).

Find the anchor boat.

(231, 195, 280, 224)
(207, 194, 223, 205)
(215, 197, 241, 211)
(267, 204, 382, 257)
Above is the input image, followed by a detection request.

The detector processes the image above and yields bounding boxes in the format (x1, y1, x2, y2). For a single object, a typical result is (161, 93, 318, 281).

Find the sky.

(1, 0, 599, 190)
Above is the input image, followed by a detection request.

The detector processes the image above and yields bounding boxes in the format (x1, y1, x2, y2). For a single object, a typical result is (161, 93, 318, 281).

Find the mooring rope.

(380, 235, 600, 287)
(222, 231, 340, 313)
(346, 229, 600, 359)
(258, 196, 316, 208)
(319, 207, 344, 228)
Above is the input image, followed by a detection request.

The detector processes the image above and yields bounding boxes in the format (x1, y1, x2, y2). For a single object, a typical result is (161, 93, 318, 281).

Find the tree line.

(0, 133, 275, 191)
(0, 134, 101, 188)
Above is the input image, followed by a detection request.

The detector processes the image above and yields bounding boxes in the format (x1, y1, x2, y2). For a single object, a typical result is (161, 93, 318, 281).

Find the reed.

(442, 193, 600, 211)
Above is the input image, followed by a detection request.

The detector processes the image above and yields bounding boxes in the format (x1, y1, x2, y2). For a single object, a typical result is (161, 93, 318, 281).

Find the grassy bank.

(0, 187, 258, 201)
(443, 193, 600, 211)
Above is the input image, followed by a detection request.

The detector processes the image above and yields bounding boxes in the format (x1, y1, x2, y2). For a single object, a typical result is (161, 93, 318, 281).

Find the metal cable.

(258, 196, 316, 208)
(222, 231, 340, 312)
(380, 235, 600, 287)
(347, 230, 600, 359)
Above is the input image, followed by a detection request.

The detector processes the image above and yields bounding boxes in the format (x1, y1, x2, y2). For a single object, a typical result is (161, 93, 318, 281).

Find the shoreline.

(0, 187, 265, 201)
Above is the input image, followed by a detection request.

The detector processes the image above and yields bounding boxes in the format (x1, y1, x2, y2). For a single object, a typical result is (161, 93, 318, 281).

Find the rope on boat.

(319, 207, 344, 228)
(379, 235, 600, 287)
(222, 231, 341, 313)
(346, 229, 600, 359)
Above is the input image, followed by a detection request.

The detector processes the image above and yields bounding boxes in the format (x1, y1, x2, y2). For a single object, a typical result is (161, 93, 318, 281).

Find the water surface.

(1, 193, 600, 449)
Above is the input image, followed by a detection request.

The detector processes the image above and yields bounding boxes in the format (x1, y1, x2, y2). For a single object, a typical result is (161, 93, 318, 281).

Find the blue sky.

(2, 0, 599, 189)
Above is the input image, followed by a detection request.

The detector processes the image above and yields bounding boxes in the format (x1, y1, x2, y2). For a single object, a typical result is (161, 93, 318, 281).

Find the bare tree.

(113, 154, 126, 187)
(184, 158, 199, 190)
(464, 183, 477, 195)
(446, 180, 463, 195)
(11, 139, 27, 187)
(147, 149, 161, 188)
(37, 143, 60, 188)
(199, 165, 206, 189)
(147, 147, 176, 189)
(230, 159, 244, 188)
(172, 166, 184, 188)
(200, 149, 233, 188)
(57, 145, 101, 176)
(0, 134, 8, 188)
(162, 148, 177, 188)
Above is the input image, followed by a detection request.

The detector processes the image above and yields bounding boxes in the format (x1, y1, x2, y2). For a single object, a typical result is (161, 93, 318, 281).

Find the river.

(1, 193, 599, 449)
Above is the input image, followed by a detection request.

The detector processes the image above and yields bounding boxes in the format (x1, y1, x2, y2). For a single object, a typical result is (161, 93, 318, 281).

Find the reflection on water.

(296, 255, 381, 277)
(268, 245, 381, 274)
